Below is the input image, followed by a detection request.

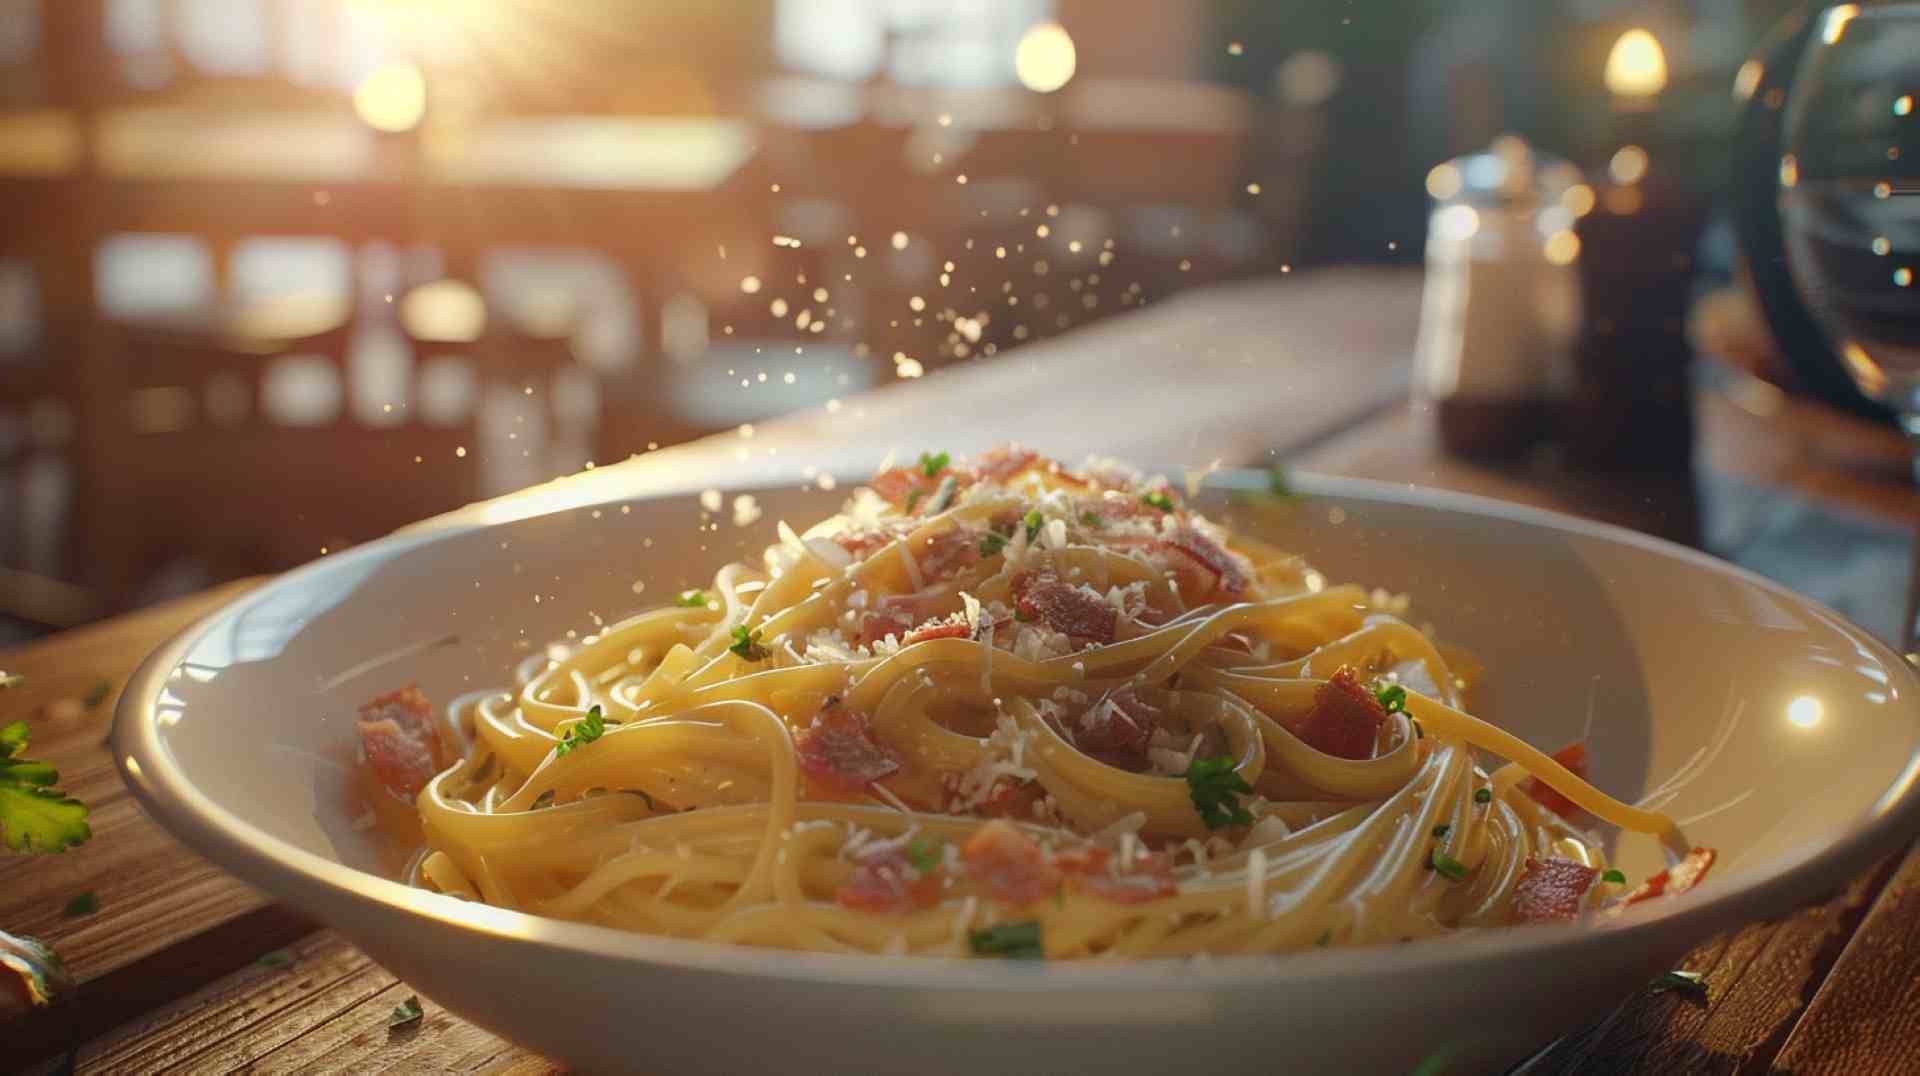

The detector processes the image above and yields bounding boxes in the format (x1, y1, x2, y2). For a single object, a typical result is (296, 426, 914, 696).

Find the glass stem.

(1904, 417, 1920, 660)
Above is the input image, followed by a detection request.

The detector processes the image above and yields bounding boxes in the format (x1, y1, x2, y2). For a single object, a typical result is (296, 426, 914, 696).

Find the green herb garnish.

(62, 891, 98, 917)
(388, 994, 424, 1028)
(1474, 788, 1492, 804)
(1266, 465, 1298, 500)
(1373, 682, 1407, 715)
(905, 488, 926, 511)
(1649, 970, 1708, 999)
(554, 705, 607, 757)
(968, 920, 1044, 959)
(1183, 755, 1254, 830)
(1080, 511, 1105, 529)
(919, 451, 950, 478)
(258, 950, 293, 968)
(1601, 868, 1627, 884)
(980, 531, 1009, 556)
(675, 589, 710, 608)
(1023, 509, 1044, 541)
(905, 837, 942, 873)
(0, 720, 92, 853)
(1429, 849, 1468, 881)
(1430, 824, 1450, 838)
(730, 626, 770, 661)
(1141, 490, 1174, 512)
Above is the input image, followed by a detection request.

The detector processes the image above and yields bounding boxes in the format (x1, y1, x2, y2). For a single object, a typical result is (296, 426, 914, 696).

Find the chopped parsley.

(1601, 868, 1627, 884)
(1183, 755, 1254, 830)
(388, 994, 424, 1028)
(674, 589, 710, 608)
(980, 531, 1009, 556)
(1649, 970, 1708, 999)
(1373, 682, 1408, 715)
(904, 837, 942, 873)
(62, 891, 98, 917)
(729, 626, 770, 661)
(1080, 511, 1105, 529)
(258, 949, 294, 968)
(1429, 849, 1468, 881)
(0, 719, 92, 853)
(919, 451, 950, 478)
(968, 920, 1044, 959)
(1267, 466, 1296, 498)
(1141, 490, 1175, 512)
(553, 705, 607, 757)
(905, 488, 926, 512)
(1430, 824, 1450, 838)
(1474, 788, 1492, 804)
(1023, 509, 1044, 541)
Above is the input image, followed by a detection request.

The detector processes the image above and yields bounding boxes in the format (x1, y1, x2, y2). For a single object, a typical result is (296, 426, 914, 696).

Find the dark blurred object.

(1567, 157, 1709, 469)
(1726, 2, 1893, 425)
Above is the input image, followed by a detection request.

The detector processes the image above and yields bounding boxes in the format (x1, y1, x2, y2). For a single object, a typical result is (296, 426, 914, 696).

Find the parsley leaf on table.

(968, 921, 1043, 959)
(0, 720, 92, 854)
(388, 994, 424, 1028)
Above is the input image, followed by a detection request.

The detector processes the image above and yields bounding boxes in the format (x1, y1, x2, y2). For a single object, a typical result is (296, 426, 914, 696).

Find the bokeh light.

(353, 62, 428, 133)
(1015, 22, 1076, 94)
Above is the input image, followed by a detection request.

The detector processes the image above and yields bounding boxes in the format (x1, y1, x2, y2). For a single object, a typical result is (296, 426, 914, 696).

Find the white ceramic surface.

(113, 472, 1920, 1075)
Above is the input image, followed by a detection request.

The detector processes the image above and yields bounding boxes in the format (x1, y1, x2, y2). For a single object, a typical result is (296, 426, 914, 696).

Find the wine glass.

(1780, 4, 1920, 470)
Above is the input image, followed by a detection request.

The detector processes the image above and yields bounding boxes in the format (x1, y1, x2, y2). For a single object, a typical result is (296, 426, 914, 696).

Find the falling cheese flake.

(732, 495, 763, 527)
(700, 489, 723, 512)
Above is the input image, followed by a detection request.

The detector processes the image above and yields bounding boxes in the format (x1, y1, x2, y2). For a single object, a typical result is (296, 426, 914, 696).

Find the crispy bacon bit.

(858, 595, 921, 646)
(796, 701, 901, 796)
(978, 779, 1047, 820)
(917, 528, 982, 580)
(1058, 848, 1178, 904)
(1073, 688, 1157, 771)
(1522, 742, 1589, 819)
(1153, 526, 1250, 601)
(1293, 667, 1387, 760)
(357, 719, 438, 800)
(355, 686, 441, 800)
(961, 819, 1061, 906)
(868, 466, 941, 509)
(976, 446, 1040, 482)
(831, 529, 896, 560)
(902, 619, 971, 645)
(1512, 856, 1601, 923)
(1614, 848, 1717, 911)
(1013, 572, 1117, 644)
(835, 840, 943, 913)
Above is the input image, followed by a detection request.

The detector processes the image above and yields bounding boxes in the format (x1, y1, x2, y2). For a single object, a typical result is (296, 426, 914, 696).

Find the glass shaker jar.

(1414, 135, 1585, 458)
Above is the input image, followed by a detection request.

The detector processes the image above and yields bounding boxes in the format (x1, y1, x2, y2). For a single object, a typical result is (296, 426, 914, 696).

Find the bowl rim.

(112, 470, 1920, 992)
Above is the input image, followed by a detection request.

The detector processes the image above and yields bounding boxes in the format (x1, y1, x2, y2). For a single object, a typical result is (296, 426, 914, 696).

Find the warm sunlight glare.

(1015, 22, 1077, 94)
(1604, 29, 1667, 99)
(354, 63, 428, 133)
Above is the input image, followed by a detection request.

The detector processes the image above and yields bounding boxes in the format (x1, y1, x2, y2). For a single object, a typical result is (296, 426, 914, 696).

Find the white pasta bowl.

(113, 471, 1920, 1075)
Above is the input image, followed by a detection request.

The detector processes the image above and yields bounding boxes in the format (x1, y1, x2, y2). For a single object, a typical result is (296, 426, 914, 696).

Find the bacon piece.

(355, 686, 442, 800)
(858, 595, 921, 646)
(1522, 742, 1589, 819)
(902, 619, 970, 645)
(961, 819, 1061, 906)
(835, 840, 943, 914)
(831, 529, 897, 560)
(1013, 572, 1117, 644)
(1293, 667, 1387, 760)
(976, 446, 1040, 482)
(915, 527, 982, 581)
(1152, 525, 1250, 601)
(356, 719, 438, 800)
(796, 701, 901, 796)
(1613, 848, 1717, 910)
(1058, 847, 1178, 904)
(1512, 856, 1601, 923)
(977, 779, 1047, 820)
(1073, 688, 1157, 771)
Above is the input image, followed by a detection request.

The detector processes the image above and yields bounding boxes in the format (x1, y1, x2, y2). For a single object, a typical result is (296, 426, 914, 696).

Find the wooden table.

(6, 268, 1919, 1074)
